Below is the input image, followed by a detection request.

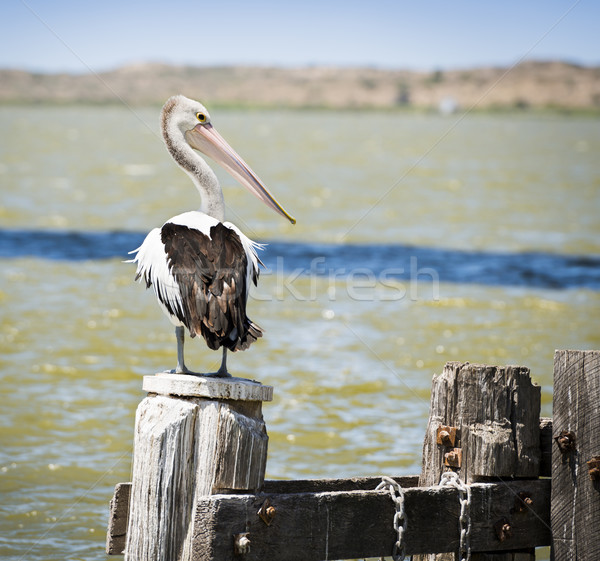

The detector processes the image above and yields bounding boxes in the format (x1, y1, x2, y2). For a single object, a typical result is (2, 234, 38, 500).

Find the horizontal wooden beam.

(192, 479, 551, 560)
(261, 475, 420, 494)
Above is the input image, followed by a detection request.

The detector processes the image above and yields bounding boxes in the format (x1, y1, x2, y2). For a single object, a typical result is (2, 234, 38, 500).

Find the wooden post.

(551, 350, 600, 561)
(418, 362, 542, 561)
(123, 373, 272, 561)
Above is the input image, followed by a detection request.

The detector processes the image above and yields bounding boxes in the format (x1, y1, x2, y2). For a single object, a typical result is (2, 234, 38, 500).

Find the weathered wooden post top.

(110, 372, 273, 561)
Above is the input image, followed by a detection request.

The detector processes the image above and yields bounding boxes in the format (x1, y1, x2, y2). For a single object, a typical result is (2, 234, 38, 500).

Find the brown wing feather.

(161, 221, 262, 351)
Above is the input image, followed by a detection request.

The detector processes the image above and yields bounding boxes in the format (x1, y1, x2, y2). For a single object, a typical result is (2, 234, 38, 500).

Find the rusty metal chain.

(439, 471, 472, 561)
(375, 476, 407, 560)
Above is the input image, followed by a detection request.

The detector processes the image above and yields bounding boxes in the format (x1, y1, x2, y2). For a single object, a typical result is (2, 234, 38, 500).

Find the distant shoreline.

(1, 60, 599, 112)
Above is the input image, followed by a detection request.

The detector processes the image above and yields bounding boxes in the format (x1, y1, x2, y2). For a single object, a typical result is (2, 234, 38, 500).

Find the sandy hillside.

(1, 61, 599, 110)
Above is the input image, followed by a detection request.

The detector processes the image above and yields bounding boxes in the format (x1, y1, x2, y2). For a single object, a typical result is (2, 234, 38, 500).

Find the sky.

(2, 0, 599, 73)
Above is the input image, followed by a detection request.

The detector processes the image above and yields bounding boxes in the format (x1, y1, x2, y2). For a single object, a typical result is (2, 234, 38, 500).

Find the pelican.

(130, 95, 295, 376)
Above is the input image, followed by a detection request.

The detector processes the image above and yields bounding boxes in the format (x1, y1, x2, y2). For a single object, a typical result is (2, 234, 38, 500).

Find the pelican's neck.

(163, 123, 225, 222)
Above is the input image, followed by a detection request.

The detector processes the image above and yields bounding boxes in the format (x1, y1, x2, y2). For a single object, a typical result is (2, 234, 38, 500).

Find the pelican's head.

(161, 95, 296, 225)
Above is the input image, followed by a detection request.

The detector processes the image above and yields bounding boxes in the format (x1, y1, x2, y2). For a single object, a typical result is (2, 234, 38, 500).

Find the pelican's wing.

(160, 221, 260, 351)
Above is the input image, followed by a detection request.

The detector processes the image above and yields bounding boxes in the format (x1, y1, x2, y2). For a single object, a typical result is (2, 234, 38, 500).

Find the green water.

(1, 106, 599, 560)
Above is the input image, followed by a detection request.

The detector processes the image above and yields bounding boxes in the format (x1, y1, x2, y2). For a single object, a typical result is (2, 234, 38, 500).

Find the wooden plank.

(551, 350, 600, 561)
(261, 475, 420, 494)
(106, 475, 421, 554)
(192, 479, 551, 560)
(106, 482, 130, 555)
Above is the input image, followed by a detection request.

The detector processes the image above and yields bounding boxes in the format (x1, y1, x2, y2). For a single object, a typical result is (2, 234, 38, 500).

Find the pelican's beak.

(185, 123, 296, 224)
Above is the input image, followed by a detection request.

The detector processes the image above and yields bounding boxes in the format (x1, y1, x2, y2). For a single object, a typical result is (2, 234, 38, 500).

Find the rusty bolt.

(514, 491, 533, 513)
(554, 430, 576, 453)
(234, 533, 251, 555)
(444, 447, 462, 468)
(436, 425, 458, 447)
(257, 499, 276, 526)
(494, 518, 513, 542)
(587, 457, 600, 481)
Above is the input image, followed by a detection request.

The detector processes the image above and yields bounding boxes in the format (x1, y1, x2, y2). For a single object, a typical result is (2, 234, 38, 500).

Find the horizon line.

(2, 56, 599, 76)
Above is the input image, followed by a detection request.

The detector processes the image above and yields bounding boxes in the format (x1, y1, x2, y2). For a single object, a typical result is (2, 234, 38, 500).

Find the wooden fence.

(106, 350, 599, 560)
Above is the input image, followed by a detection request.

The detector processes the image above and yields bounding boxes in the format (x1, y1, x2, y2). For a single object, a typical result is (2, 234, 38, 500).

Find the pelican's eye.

(196, 112, 207, 123)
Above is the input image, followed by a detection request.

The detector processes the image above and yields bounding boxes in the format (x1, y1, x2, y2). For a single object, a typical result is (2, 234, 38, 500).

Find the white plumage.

(130, 95, 294, 376)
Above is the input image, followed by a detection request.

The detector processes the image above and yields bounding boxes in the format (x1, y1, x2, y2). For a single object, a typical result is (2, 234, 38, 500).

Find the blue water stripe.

(1, 229, 599, 290)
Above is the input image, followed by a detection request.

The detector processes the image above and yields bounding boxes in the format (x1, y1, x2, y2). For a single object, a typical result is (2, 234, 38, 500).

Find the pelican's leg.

(215, 347, 231, 378)
(174, 326, 192, 374)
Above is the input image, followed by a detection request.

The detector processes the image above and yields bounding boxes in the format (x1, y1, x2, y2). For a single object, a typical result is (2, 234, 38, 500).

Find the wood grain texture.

(191, 479, 550, 560)
(124, 386, 269, 561)
(551, 350, 600, 561)
(125, 396, 199, 561)
(420, 362, 541, 487)
(106, 476, 421, 554)
(261, 475, 420, 494)
(106, 483, 130, 555)
(418, 362, 541, 561)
